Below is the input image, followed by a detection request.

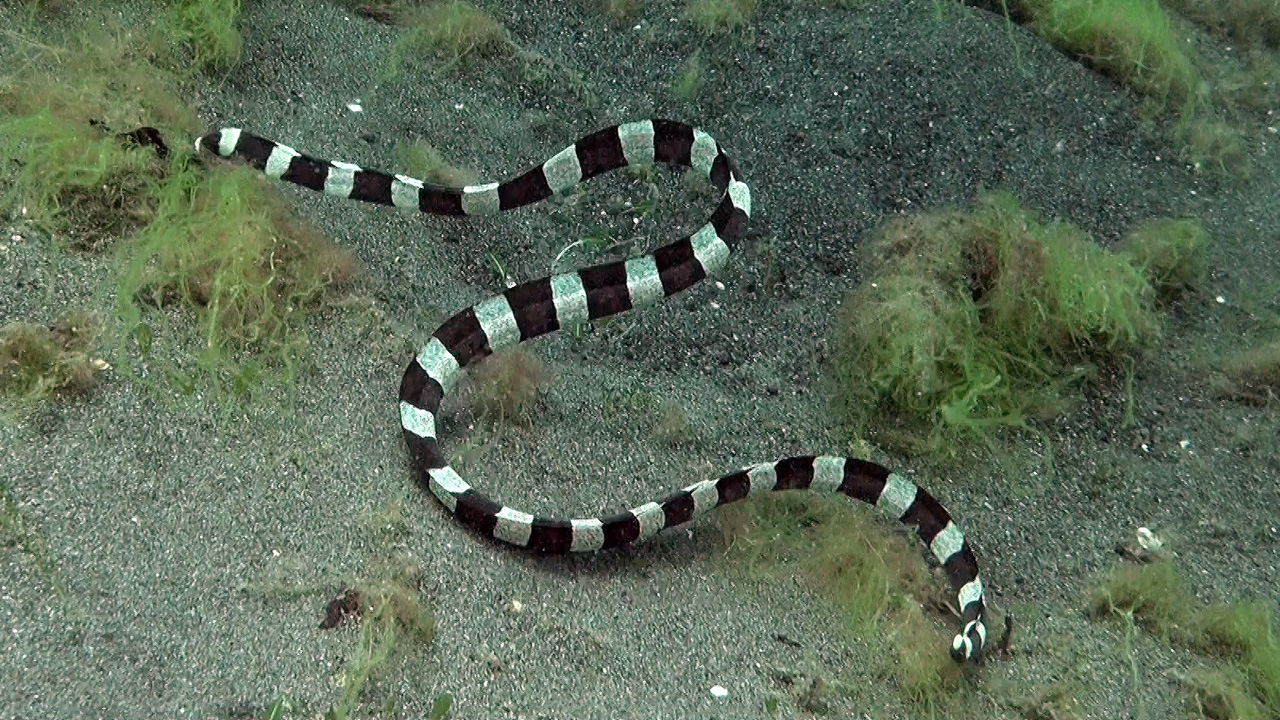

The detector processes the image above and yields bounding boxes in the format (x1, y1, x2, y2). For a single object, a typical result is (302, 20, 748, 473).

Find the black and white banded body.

(196, 119, 989, 662)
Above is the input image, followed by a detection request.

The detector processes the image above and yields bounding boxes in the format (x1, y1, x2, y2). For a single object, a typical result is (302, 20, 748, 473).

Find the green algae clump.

(831, 191, 1161, 453)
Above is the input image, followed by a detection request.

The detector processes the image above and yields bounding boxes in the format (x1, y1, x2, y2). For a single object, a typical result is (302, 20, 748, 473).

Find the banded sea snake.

(196, 119, 989, 661)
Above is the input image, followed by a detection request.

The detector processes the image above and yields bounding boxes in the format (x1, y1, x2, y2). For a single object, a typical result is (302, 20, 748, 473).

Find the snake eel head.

(950, 619, 987, 662)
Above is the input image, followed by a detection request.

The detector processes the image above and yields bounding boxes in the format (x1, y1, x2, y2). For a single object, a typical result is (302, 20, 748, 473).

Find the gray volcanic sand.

(2, 0, 1278, 718)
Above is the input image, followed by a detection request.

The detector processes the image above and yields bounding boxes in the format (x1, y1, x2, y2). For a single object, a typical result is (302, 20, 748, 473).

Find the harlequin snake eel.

(195, 119, 989, 661)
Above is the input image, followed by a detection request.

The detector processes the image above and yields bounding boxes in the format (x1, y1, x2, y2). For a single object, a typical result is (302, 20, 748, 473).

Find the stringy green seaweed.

(832, 190, 1162, 454)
